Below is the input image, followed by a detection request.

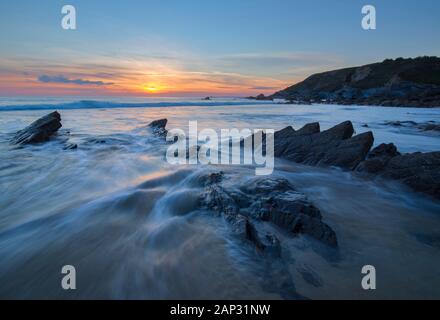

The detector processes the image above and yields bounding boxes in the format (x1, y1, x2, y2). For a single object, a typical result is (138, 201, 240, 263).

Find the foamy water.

(0, 99, 439, 299)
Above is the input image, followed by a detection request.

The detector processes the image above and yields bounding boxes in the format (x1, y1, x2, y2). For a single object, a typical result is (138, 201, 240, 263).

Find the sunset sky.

(0, 0, 439, 97)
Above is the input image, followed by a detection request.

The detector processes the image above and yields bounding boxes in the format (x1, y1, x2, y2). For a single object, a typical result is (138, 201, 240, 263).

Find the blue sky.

(0, 0, 439, 96)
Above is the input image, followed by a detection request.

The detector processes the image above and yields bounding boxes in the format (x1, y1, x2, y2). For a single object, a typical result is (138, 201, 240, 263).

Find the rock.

(271, 57, 440, 108)
(197, 171, 224, 186)
(199, 174, 337, 247)
(422, 123, 440, 132)
(202, 96, 211, 100)
(276, 121, 373, 170)
(228, 215, 281, 256)
(247, 94, 273, 101)
(11, 111, 62, 145)
(383, 120, 440, 134)
(148, 118, 168, 138)
(356, 144, 440, 199)
(63, 143, 78, 150)
(274, 123, 320, 157)
(379, 152, 440, 199)
(316, 131, 374, 169)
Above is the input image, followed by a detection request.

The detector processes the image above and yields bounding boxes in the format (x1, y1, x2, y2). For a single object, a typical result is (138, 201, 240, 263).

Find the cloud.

(37, 75, 114, 86)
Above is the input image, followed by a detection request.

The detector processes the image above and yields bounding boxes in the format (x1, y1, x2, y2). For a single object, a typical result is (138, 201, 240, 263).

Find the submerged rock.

(11, 111, 62, 145)
(198, 173, 337, 247)
(148, 118, 168, 138)
(356, 143, 400, 174)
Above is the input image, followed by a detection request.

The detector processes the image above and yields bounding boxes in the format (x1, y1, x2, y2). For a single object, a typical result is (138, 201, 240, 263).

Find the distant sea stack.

(271, 56, 440, 108)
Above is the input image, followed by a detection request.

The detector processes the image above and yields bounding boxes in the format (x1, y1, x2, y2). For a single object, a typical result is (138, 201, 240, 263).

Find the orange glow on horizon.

(0, 61, 292, 97)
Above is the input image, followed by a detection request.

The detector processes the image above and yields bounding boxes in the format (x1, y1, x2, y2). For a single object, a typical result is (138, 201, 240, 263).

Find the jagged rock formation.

(271, 56, 440, 107)
(10, 111, 62, 144)
(148, 118, 168, 138)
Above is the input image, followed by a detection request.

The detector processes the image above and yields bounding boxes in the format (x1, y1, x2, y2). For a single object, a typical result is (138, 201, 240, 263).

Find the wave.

(0, 99, 274, 111)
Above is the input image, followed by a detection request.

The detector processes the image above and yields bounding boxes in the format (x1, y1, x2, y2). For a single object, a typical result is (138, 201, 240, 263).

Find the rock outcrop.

(198, 172, 338, 247)
(271, 56, 440, 108)
(149, 118, 440, 199)
(148, 118, 168, 138)
(11, 111, 62, 145)
(246, 93, 274, 101)
(383, 120, 440, 133)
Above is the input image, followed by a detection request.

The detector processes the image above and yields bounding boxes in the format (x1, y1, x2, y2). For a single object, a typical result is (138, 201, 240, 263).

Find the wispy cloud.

(37, 75, 114, 86)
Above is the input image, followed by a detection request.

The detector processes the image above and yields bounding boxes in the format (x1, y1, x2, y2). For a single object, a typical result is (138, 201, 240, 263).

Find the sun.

(144, 86, 158, 92)
(140, 83, 163, 93)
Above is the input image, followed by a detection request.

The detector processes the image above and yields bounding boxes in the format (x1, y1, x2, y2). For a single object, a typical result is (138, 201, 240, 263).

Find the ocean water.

(0, 97, 439, 299)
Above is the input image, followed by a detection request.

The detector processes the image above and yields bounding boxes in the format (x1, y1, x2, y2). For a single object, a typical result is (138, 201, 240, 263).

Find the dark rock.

(202, 96, 211, 100)
(274, 123, 320, 157)
(384, 120, 417, 127)
(11, 111, 62, 145)
(199, 174, 338, 247)
(229, 215, 281, 257)
(422, 123, 440, 132)
(356, 143, 400, 173)
(357, 144, 440, 199)
(148, 118, 168, 138)
(63, 143, 78, 150)
(247, 94, 273, 101)
(379, 152, 440, 199)
(383, 120, 440, 134)
(275, 121, 373, 170)
(297, 266, 323, 287)
(316, 131, 374, 169)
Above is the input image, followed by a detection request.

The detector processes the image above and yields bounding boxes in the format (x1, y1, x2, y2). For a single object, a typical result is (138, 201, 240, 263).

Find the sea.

(0, 96, 439, 299)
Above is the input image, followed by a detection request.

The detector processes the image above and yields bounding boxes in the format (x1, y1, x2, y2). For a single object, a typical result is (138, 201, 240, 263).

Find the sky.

(0, 0, 439, 97)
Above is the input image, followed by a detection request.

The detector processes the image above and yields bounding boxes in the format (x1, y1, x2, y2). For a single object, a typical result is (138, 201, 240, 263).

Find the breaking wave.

(0, 99, 274, 111)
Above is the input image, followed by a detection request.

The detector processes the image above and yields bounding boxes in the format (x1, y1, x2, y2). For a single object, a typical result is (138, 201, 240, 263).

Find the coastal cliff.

(271, 56, 440, 107)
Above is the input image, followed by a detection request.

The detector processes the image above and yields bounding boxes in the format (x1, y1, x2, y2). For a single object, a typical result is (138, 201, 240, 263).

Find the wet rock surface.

(148, 118, 168, 138)
(271, 57, 440, 108)
(198, 172, 338, 247)
(153, 117, 439, 199)
(11, 111, 62, 145)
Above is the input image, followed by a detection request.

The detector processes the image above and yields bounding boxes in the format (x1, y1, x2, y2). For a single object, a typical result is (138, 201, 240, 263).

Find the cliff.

(271, 56, 440, 107)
